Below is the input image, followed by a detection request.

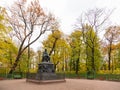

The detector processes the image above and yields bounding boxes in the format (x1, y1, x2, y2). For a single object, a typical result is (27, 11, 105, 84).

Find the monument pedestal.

(26, 49, 65, 83)
(36, 62, 57, 80)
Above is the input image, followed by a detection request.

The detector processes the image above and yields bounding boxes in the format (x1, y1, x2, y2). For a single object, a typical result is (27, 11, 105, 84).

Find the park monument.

(36, 49, 56, 80)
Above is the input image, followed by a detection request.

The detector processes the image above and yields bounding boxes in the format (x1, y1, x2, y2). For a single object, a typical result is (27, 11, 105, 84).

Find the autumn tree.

(16, 47, 36, 73)
(8, 0, 56, 74)
(42, 30, 62, 70)
(104, 26, 120, 70)
(0, 7, 10, 64)
(116, 45, 120, 69)
(42, 30, 71, 71)
(75, 8, 111, 71)
(69, 30, 83, 74)
(85, 26, 102, 71)
(0, 6, 17, 73)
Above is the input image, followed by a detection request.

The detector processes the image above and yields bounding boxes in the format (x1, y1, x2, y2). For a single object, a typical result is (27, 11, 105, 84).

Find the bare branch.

(8, 0, 56, 74)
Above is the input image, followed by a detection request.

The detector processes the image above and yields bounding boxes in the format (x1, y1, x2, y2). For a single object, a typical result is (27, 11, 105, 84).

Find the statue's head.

(45, 49, 47, 52)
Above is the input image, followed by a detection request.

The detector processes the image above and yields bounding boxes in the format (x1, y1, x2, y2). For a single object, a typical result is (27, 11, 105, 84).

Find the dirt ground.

(0, 79, 120, 90)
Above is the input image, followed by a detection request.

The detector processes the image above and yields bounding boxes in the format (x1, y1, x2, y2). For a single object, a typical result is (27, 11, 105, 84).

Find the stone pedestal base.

(26, 79, 66, 84)
(37, 62, 55, 73)
(36, 62, 56, 80)
(36, 73, 57, 80)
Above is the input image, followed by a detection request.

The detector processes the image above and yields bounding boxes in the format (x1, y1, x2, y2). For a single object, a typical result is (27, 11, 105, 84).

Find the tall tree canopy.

(84, 25, 102, 71)
(75, 8, 111, 71)
(42, 30, 71, 71)
(104, 26, 120, 70)
(8, 0, 56, 74)
(0, 6, 17, 73)
(69, 30, 83, 74)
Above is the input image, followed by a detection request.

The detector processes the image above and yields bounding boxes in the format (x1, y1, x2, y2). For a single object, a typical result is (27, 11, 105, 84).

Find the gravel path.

(0, 79, 120, 90)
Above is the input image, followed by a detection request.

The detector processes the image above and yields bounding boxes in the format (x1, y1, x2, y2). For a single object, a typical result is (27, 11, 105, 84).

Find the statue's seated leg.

(47, 57, 50, 62)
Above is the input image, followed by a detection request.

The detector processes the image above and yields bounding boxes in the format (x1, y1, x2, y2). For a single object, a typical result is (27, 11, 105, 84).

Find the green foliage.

(18, 51, 28, 73)
(69, 30, 83, 73)
(84, 25, 102, 71)
(17, 48, 36, 73)
(42, 30, 71, 71)
(0, 39, 18, 73)
(0, 7, 18, 74)
(116, 49, 120, 68)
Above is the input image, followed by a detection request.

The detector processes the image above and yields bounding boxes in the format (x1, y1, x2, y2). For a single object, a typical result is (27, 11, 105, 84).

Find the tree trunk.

(49, 38, 58, 56)
(108, 47, 112, 70)
(86, 45, 89, 71)
(92, 47, 95, 71)
(108, 42, 112, 70)
(9, 53, 22, 74)
(27, 46, 30, 73)
(75, 58, 79, 74)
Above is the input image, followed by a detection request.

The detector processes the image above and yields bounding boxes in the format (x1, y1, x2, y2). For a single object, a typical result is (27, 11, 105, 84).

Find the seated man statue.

(42, 49, 50, 62)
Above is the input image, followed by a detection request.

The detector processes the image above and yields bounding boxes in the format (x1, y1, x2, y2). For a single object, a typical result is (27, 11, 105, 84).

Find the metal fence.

(0, 72, 26, 79)
(0, 72, 120, 82)
(65, 72, 120, 81)
(95, 74, 120, 81)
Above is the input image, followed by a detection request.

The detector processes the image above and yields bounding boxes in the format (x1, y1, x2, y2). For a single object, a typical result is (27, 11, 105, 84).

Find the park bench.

(87, 70, 95, 79)
(13, 72, 22, 79)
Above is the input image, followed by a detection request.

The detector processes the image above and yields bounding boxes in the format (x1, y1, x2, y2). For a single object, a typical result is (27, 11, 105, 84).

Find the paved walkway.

(0, 79, 120, 90)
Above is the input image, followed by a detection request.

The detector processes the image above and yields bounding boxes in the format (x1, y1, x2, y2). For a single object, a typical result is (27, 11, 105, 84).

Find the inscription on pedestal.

(38, 62, 55, 73)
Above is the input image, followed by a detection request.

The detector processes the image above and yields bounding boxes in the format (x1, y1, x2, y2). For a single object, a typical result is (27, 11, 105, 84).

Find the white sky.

(1, 0, 120, 34)
(39, 0, 120, 34)
(1, 0, 120, 50)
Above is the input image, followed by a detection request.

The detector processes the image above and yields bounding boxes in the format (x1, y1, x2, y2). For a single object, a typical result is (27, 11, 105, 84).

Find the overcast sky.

(1, 0, 120, 34)
(39, 0, 120, 34)
(41, 0, 120, 34)
(1, 0, 120, 50)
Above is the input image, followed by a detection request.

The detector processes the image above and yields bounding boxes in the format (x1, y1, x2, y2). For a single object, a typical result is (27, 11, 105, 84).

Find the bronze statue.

(42, 49, 50, 62)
